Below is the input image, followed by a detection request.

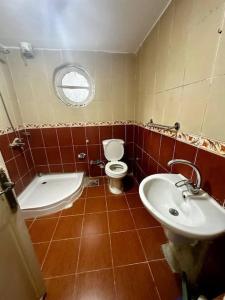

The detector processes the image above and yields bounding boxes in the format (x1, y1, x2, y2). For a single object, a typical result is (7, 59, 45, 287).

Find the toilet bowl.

(102, 139, 128, 194)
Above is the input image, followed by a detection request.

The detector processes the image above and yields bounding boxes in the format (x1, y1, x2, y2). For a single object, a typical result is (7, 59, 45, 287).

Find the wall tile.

(35, 165, 50, 174)
(57, 128, 72, 146)
(46, 147, 61, 165)
(60, 147, 75, 164)
(87, 145, 101, 161)
(28, 129, 44, 148)
(173, 140, 198, 178)
(195, 148, 225, 203)
(126, 125, 134, 143)
(99, 126, 113, 142)
(86, 126, 100, 144)
(49, 164, 63, 173)
(32, 148, 48, 165)
(42, 128, 58, 147)
(149, 131, 161, 161)
(71, 127, 86, 145)
(159, 135, 176, 170)
(113, 125, 125, 140)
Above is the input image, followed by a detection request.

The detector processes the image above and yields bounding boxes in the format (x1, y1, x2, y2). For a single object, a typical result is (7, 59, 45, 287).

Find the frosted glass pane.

(63, 88, 89, 103)
(62, 71, 89, 87)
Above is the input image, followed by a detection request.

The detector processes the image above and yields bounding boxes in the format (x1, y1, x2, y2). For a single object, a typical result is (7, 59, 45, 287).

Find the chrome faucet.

(167, 159, 201, 194)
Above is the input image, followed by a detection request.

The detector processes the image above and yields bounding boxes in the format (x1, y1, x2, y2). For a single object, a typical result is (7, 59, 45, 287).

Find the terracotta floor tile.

(82, 212, 108, 236)
(78, 235, 112, 272)
(108, 210, 135, 233)
(85, 196, 106, 213)
(29, 218, 58, 243)
(42, 239, 79, 277)
(45, 275, 75, 300)
(111, 231, 145, 266)
(86, 185, 105, 198)
(126, 193, 144, 208)
(33, 242, 49, 266)
(139, 228, 167, 260)
(25, 219, 33, 229)
(115, 263, 159, 300)
(150, 260, 181, 300)
(61, 198, 85, 216)
(75, 269, 115, 300)
(53, 215, 83, 240)
(107, 194, 129, 211)
(131, 208, 160, 229)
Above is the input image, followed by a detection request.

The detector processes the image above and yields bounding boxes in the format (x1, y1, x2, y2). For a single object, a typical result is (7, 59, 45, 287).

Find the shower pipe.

(0, 92, 17, 134)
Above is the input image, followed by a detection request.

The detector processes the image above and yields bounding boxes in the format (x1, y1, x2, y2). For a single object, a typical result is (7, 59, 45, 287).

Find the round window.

(53, 64, 95, 107)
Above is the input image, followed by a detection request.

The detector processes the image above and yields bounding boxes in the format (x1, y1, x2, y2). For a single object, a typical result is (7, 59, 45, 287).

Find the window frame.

(53, 64, 95, 107)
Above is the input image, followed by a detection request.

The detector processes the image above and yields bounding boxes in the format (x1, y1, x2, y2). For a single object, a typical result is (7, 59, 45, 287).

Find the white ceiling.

(0, 0, 170, 53)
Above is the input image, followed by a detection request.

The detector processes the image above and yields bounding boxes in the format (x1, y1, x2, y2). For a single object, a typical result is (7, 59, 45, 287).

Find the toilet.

(102, 139, 128, 194)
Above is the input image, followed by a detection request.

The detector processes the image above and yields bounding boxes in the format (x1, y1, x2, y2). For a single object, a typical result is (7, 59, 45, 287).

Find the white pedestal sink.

(139, 173, 225, 283)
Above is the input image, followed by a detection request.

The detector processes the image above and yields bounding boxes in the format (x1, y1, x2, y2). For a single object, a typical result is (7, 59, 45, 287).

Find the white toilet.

(102, 139, 128, 194)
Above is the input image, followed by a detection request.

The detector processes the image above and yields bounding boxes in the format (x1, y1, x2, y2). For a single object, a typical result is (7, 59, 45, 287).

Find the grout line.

(40, 128, 50, 173)
(124, 193, 162, 300)
(33, 225, 162, 244)
(27, 217, 36, 230)
(44, 273, 76, 280)
(43, 259, 167, 280)
(72, 197, 86, 296)
(104, 183, 118, 299)
(40, 209, 62, 270)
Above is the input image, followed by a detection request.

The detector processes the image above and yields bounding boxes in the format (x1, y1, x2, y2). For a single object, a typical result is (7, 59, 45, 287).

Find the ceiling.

(0, 0, 170, 53)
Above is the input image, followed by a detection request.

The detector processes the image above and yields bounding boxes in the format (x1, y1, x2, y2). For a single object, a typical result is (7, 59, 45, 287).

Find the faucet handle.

(175, 179, 192, 188)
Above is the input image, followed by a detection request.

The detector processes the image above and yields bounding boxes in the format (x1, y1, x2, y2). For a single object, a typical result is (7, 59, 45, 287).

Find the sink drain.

(169, 208, 179, 216)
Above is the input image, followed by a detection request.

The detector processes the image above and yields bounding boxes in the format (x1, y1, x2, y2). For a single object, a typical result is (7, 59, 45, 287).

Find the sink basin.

(139, 174, 225, 240)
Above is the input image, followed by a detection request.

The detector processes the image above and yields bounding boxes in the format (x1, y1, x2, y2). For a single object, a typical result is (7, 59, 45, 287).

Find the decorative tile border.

(1, 120, 225, 157)
(23, 120, 134, 129)
(137, 121, 225, 157)
(0, 125, 24, 135)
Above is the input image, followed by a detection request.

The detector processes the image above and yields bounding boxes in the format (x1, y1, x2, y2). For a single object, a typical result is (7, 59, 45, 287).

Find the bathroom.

(0, 0, 225, 299)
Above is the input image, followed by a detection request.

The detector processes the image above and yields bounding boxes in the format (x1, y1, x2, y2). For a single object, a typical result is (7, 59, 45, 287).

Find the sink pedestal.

(162, 228, 210, 285)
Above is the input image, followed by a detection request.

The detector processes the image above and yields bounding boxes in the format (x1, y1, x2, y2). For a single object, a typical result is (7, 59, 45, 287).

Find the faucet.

(9, 137, 25, 148)
(167, 159, 201, 194)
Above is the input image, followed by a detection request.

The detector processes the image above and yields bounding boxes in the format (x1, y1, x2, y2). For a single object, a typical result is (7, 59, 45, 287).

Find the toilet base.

(108, 177, 124, 194)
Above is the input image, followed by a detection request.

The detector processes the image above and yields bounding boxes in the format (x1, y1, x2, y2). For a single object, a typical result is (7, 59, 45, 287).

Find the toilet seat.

(105, 161, 128, 178)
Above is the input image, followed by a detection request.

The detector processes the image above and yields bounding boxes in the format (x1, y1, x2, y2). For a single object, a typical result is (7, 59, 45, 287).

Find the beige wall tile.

(136, 0, 225, 143)
(165, 0, 193, 89)
(7, 50, 136, 125)
(184, 5, 224, 84)
(155, 3, 175, 92)
(202, 76, 225, 141)
(0, 52, 22, 130)
(179, 80, 211, 135)
(161, 87, 182, 125)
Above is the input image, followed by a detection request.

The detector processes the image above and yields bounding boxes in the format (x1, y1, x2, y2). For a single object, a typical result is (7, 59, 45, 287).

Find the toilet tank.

(102, 139, 124, 161)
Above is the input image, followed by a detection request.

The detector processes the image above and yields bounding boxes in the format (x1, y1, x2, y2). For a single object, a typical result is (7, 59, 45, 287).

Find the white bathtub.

(18, 172, 84, 219)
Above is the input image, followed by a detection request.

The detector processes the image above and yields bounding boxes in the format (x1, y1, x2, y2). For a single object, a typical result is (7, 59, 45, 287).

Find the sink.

(139, 173, 225, 240)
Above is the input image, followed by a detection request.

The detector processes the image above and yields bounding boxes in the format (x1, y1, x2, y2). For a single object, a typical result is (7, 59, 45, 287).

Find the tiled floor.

(26, 177, 181, 300)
